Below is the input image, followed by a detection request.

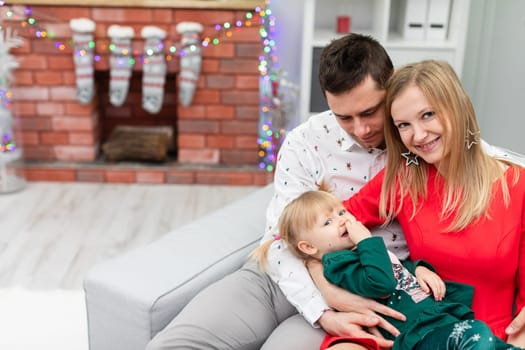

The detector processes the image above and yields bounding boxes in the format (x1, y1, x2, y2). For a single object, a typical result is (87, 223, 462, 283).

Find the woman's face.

(390, 84, 450, 167)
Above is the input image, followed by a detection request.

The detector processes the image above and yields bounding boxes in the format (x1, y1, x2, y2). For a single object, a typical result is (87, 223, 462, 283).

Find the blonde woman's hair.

(381, 60, 519, 231)
(251, 190, 342, 270)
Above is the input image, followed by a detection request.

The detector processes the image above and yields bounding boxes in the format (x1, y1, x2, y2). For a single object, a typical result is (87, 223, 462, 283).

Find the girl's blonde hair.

(381, 60, 518, 231)
(251, 190, 342, 270)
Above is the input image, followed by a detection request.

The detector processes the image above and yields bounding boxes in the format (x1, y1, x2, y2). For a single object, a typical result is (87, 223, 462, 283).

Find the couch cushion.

(84, 183, 274, 350)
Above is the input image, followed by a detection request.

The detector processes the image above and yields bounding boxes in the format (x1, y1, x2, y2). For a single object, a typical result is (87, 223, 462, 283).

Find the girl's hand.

(344, 217, 372, 245)
(415, 266, 446, 301)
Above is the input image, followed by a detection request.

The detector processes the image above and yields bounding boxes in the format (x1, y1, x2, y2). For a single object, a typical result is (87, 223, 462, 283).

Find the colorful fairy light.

(257, 2, 299, 172)
(0, 2, 261, 60)
(0, 131, 16, 152)
(0, 28, 22, 155)
(258, 2, 280, 172)
(0, 2, 296, 169)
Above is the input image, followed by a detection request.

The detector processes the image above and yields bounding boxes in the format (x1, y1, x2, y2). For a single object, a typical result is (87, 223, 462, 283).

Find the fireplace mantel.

(7, 0, 263, 9)
(10, 0, 269, 185)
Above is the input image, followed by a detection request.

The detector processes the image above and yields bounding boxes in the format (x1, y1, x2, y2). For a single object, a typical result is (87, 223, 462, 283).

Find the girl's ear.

(297, 240, 318, 256)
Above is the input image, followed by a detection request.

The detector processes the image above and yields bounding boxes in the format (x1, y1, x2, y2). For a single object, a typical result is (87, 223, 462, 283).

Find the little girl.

(252, 190, 522, 350)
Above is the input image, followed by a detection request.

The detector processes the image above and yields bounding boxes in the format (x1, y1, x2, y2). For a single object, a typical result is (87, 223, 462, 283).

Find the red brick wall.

(10, 5, 262, 166)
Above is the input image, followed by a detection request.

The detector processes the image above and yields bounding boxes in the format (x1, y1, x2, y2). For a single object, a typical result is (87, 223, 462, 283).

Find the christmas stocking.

(141, 26, 167, 114)
(69, 18, 96, 104)
(176, 22, 203, 107)
(107, 25, 135, 107)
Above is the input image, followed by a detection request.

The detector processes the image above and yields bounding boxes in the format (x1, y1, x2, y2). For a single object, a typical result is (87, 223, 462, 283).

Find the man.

(147, 33, 406, 350)
(261, 33, 409, 349)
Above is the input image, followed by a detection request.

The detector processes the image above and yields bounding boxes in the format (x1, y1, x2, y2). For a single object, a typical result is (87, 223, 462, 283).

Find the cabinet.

(298, 0, 471, 116)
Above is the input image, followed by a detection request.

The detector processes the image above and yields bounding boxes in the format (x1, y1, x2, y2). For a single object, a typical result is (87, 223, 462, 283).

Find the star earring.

(466, 129, 480, 150)
(401, 151, 419, 166)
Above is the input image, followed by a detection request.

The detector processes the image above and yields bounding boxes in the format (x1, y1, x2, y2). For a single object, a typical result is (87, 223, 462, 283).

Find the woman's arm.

(506, 307, 525, 347)
(342, 170, 386, 228)
(506, 167, 525, 346)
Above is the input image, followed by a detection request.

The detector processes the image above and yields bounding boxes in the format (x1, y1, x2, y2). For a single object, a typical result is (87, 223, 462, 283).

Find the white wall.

(269, 0, 305, 91)
(272, 0, 525, 154)
(268, 0, 309, 123)
(463, 0, 525, 154)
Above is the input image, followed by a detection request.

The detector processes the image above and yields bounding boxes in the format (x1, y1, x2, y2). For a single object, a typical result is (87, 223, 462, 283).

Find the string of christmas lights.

(1, 2, 294, 171)
(0, 24, 25, 192)
(0, 3, 264, 62)
(257, 1, 299, 172)
(0, 26, 22, 155)
(257, 2, 278, 172)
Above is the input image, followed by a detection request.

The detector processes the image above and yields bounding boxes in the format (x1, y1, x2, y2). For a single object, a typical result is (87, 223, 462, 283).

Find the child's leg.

(417, 320, 498, 350)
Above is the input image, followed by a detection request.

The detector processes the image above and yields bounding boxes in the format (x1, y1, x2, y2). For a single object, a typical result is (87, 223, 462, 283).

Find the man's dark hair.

(319, 33, 393, 96)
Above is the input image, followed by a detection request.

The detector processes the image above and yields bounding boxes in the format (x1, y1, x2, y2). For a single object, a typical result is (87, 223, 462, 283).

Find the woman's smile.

(415, 136, 441, 153)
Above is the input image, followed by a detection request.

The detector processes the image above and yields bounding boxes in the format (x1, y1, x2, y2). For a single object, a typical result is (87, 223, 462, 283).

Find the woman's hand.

(506, 307, 525, 347)
(307, 259, 406, 339)
(318, 310, 395, 349)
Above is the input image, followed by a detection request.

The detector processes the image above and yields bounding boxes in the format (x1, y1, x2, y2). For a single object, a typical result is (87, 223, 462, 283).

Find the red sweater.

(344, 166, 525, 340)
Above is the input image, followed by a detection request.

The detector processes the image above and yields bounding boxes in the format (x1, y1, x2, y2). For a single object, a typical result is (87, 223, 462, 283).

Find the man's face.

(326, 75, 386, 149)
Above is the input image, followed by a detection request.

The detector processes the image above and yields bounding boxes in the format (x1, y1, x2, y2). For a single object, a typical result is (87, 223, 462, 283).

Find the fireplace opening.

(95, 70, 178, 163)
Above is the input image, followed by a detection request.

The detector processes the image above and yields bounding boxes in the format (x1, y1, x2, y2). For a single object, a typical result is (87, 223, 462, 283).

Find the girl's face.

(390, 84, 451, 167)
(301, 205, 357, 257)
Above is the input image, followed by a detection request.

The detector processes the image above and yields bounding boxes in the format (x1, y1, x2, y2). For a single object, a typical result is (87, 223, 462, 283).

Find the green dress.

(322, 236, 475, 350)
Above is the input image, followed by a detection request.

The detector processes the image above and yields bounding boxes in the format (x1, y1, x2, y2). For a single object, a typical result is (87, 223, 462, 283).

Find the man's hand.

(414, 266, 446, 301)
(307, 259, 405, 339)
(507, 307, 525, 347)
(319, 310, 395, 349)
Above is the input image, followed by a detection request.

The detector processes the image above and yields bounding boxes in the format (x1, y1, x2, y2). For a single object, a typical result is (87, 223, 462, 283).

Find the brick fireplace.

(7, 0, 272, 185)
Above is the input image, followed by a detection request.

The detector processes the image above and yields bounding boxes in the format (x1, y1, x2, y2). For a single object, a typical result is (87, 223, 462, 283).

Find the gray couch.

(83, 184, 274, 350)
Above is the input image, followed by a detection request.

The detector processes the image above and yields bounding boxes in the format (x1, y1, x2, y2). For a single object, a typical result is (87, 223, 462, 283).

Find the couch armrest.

(84, 184, 274, 350)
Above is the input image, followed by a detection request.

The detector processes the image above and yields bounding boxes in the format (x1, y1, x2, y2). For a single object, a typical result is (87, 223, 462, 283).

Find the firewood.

(102, 126, 172, 162)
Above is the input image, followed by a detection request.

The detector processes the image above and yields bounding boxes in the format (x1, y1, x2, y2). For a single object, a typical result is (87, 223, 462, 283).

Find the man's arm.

(307, 258, 402, 347)
(481, 140, 525, 167)
(265, 231, 401, 347)
(262, 130, 331, 325)
(263, 128, 404, 341)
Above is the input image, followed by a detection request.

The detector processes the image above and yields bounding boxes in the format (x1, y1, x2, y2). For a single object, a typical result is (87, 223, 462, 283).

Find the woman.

(337, 60, 525, 347)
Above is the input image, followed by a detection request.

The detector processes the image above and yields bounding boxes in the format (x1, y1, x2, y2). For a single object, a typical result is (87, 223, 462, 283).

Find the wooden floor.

(0, 181, 260, 290)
